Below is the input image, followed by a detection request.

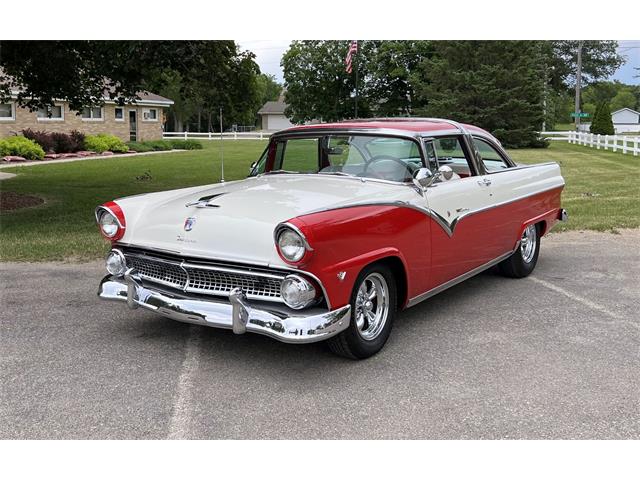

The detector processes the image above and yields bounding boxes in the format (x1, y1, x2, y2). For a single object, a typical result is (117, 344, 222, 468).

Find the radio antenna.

(219, 106, 225, 183)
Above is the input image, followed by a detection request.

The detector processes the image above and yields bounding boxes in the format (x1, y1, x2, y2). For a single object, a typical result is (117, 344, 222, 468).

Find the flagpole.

(354, 40, 358, 119)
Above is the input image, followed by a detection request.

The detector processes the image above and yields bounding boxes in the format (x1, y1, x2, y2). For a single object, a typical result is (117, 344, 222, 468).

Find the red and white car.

(97, 118, 566, 358)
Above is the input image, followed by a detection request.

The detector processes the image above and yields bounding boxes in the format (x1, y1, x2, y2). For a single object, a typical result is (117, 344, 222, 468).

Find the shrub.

(125, 141, 155, 153)
(169, 139, 203, 150)
(85, 134, 128, 153)
(0, 136, 45, 160)
(144, 140, 172, 151)
(51, 130, 85, 153)
(21, 129, 86, 153)
(22, 129, 55, 153)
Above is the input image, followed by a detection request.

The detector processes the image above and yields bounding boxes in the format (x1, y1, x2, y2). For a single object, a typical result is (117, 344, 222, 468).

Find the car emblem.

(184, 217, 196, 231)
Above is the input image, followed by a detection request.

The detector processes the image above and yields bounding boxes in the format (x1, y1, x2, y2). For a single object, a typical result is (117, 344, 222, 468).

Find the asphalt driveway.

(1, 230, 638, 439)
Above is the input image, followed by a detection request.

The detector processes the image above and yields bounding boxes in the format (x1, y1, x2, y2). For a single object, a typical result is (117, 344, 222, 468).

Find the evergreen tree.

(590, 102, 614, 135)
(412, 41, 546, 148)
(589, 102, 601, 133)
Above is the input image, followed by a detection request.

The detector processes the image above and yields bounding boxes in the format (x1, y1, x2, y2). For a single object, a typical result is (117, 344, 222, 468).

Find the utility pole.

(574, 40, 584, 131)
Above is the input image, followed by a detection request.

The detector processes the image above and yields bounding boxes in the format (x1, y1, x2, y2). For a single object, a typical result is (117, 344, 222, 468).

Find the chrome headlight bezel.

(105, 249, 127, 276)
(275, 223, 312, 264)
(280, 274, 317, 310)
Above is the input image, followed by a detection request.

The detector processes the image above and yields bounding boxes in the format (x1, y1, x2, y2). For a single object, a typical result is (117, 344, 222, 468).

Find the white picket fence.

(163, 131, 272, 141)
(540, 131, 640, 156)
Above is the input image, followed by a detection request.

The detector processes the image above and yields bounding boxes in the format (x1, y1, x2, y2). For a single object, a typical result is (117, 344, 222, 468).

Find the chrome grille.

(123, 253, 285, 303)
(126, 255, 187, 290)
(186, 266, 282, 299)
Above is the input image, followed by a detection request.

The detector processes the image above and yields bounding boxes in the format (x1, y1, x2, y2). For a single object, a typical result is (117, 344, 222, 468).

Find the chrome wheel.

(520, 224, 537, 264)
(354, 272, 390, 341)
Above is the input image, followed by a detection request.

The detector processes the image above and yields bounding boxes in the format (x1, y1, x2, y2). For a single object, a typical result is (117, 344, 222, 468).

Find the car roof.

(278, 118, 495, 139)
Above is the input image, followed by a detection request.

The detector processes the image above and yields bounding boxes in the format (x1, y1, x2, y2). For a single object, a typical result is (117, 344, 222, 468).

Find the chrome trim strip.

(297, 183, 565, 238)
(181, 261, 286, 280)
(406, 249, 516, 308)
(99, 272, 351, 344)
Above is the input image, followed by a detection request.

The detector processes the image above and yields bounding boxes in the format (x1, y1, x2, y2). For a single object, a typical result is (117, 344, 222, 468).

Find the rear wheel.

(498, 223, 541, 278)
(327, 264, 397, 359)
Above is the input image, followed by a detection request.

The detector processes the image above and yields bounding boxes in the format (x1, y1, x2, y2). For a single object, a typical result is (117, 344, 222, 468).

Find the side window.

(274, 138, 319, 173)
(474, 138, 511, 172)
(432, 136, 475, 177)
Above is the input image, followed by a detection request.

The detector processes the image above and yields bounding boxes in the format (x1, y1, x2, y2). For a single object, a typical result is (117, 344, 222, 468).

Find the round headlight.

(105, 249, 127, 276)
(280, 275, 317, 309)
(277, 228, 306, 262)
(99, 211, 119, 238)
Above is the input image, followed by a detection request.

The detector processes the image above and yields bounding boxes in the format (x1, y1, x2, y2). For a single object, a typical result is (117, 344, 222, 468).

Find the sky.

(238, 40, 639, 86)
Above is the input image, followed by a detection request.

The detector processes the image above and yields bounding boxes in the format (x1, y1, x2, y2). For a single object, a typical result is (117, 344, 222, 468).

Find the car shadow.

(114, 266, 511, 372)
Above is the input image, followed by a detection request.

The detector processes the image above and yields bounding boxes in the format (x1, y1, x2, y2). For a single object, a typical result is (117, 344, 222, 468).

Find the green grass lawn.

(1, 140, 638, 262)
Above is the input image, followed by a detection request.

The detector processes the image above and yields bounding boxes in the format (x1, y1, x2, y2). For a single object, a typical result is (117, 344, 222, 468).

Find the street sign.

(571, 112, 590, 118)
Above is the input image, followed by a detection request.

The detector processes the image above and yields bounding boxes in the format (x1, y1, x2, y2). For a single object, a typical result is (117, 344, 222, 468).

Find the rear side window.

(474, 138, 511, 172)
(431, 136, 476, 177)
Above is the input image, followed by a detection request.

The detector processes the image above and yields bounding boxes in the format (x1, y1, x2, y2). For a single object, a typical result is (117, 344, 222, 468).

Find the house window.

(81, 107, 104, 121)
(0, 102, 15, 121)
(37, 104, 64, 121)
(143, 108, 158, 121)
(114, 107, 124, 121)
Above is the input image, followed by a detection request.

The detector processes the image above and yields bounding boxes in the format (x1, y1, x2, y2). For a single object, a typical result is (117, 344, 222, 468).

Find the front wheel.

(326, 264, 397, 359)
(498, 223, 541, 278)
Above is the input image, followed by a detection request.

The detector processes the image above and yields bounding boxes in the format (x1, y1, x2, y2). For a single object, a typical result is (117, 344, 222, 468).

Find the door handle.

(477, 178, 492, 186)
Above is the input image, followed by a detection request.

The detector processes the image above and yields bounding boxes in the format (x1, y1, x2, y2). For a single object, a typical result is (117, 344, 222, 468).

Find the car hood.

(116, 174, 410, 267)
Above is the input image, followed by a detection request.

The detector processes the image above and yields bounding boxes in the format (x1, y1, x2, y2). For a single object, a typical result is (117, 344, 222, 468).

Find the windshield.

(251, 134, 424, 182)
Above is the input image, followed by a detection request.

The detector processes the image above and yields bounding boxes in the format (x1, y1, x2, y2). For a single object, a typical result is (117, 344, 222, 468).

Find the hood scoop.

(185, 192, 227, 208)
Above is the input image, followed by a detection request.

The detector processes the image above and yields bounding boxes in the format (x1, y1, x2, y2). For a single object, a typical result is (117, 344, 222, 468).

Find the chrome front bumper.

(98, 269, 351, 344)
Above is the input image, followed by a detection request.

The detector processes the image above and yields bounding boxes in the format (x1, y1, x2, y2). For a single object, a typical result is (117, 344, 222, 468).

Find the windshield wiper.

(318, 171, 353, 177)
(264, 169, 299, 175)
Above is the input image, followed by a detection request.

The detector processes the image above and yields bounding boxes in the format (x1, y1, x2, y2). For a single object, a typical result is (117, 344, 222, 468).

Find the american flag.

(345, 40, 358, 74)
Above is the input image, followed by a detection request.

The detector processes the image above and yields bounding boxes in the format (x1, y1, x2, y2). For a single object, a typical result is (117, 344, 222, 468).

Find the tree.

(366, 40, 433, 116)
(590, 102, 614, 135)
(0, 41, 210, 111)
(282, 41, 375, 123)
(256, 73, 282, 107)
(610, 90, 637, 112)
(543, 41, 624, 90)
(412, 41, 546, 148)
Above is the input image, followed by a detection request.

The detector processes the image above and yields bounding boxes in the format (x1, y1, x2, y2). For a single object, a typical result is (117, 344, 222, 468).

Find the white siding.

(265, 114, 293, 131)
(612, 109, 640, 124)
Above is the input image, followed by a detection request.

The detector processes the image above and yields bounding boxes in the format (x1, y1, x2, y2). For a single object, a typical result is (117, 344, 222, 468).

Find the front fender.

(287, 205, 431, 309)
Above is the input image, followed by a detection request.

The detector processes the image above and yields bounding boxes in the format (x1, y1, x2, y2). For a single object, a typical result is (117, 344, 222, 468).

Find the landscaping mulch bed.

(0, 191, 45, 212)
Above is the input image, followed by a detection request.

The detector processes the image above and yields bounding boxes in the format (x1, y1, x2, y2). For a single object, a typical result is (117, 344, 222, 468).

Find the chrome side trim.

(297, 184, 565, 238)
(406, 249, 515, 308)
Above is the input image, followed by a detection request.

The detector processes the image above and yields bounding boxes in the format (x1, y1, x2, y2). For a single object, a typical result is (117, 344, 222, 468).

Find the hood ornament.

(184, 217, 196, 231)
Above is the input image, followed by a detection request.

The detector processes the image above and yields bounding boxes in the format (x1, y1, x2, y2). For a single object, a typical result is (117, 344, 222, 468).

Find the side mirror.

(413, 167, 433, 187)
(413, 165, 454, 189)
(438, 165, 454, 181)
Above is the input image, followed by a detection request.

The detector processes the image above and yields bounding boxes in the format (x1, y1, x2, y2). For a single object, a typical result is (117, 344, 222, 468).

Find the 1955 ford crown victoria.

(97, 118, 567, 359)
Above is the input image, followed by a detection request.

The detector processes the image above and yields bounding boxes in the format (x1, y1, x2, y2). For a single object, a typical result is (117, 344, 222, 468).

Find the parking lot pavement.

(1, 229, 638, 439)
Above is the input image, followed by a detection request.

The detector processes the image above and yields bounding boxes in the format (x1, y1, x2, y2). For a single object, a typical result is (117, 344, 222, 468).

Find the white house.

(611, 108, 640, 133)
(257, 98, 293, 132)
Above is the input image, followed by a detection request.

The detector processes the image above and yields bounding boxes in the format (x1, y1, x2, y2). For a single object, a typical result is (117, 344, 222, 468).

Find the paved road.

(1, 230, 638, 439)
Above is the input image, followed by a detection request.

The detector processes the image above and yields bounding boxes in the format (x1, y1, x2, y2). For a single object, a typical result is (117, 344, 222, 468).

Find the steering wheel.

(362, 155, 416, 181)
